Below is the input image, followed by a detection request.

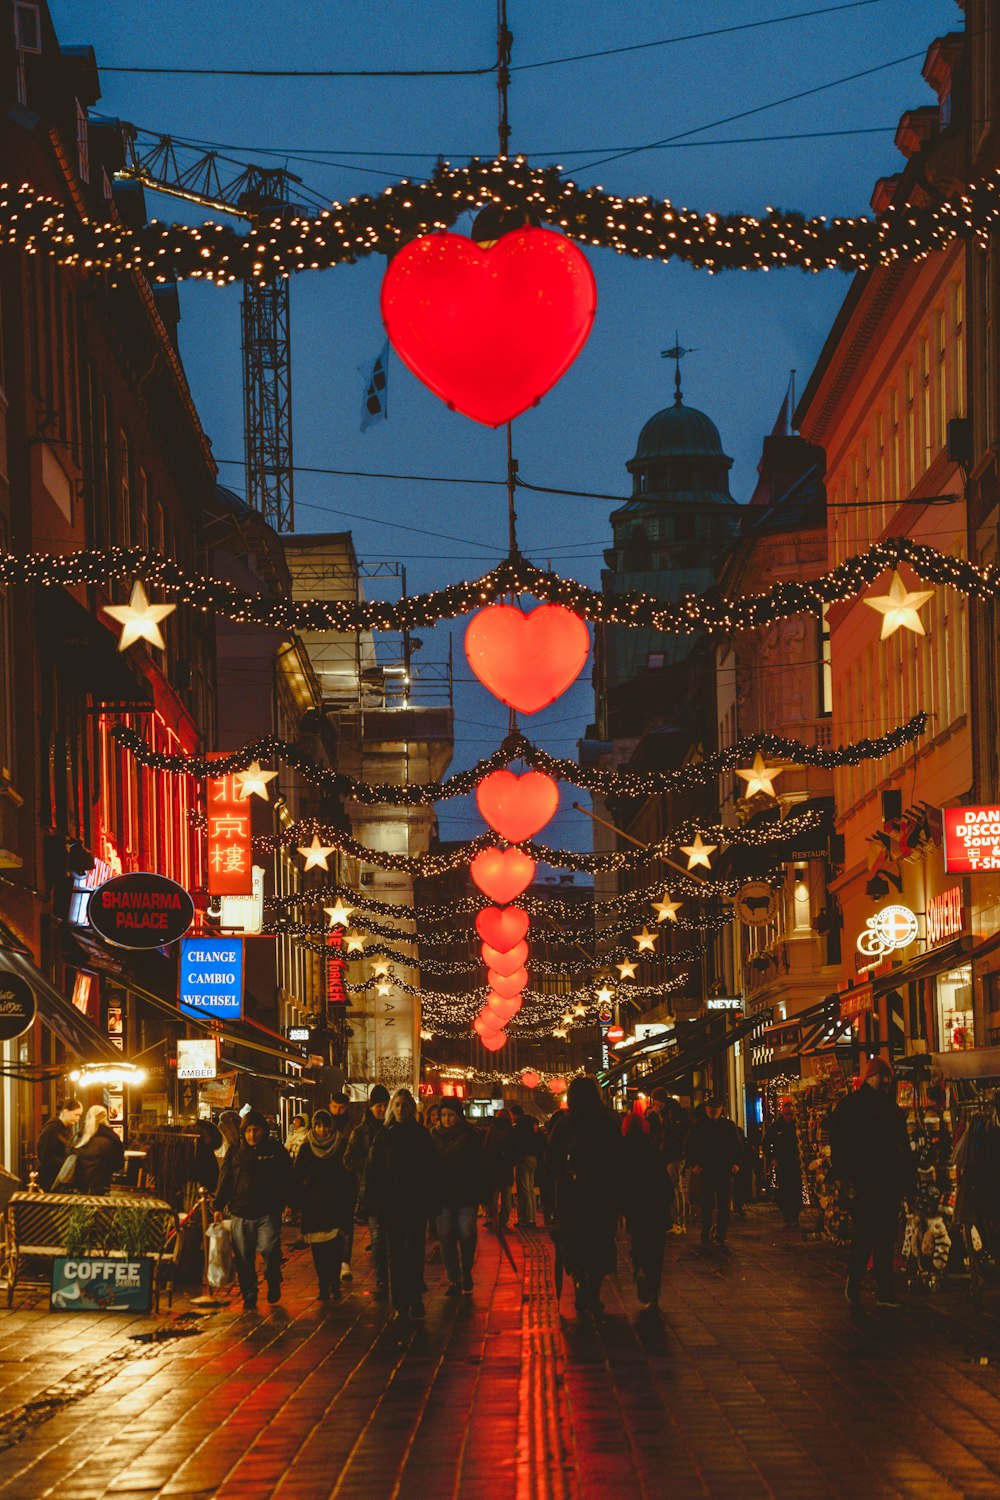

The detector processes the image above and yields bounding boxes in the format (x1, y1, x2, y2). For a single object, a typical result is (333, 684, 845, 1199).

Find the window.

(136, 470, 150, 551)
(937, 308, 948, 447)
(953, 281, 965, 414)
(75, 101, 89, 185)
(14, 3, 41, 51)
(919, 335, 932, 468)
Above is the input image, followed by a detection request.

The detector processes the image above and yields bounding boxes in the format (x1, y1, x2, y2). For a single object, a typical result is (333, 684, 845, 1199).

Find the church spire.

(661, 333, 696, 407)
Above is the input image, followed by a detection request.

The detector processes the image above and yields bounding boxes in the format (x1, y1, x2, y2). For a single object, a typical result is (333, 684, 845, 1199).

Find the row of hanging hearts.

(462, 603, 590, 1051)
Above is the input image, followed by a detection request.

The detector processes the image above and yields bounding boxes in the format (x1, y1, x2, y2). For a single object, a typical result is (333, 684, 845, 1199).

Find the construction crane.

(118, 129, 309, 533)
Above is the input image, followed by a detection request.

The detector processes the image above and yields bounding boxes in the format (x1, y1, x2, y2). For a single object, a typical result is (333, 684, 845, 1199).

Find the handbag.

(53, 1152, 78, 1188)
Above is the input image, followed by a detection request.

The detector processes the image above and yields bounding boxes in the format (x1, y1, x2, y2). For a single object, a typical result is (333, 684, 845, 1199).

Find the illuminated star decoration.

(376, 981, 391, 997)
(102, 580, 176, 653)
(345, 932, 366, 953)
(652, 892, 683, 923)
(735, 754, 784, 801)
(680, 834, 716, 871)
(863, 569, 934, 639)
(615, 959, 638, 980)
(235, 762, 278, 801)
(633, 926, 657, 953)
(324, 899, 354, 928)
(297, 835, 335, 871)
(372, 960, 391, 978)
(596, 985, 614, 1004)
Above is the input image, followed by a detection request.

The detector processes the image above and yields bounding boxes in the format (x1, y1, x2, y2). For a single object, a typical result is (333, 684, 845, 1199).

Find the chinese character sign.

(943, 806, 1000, 873)
(206, 772, 253, 896)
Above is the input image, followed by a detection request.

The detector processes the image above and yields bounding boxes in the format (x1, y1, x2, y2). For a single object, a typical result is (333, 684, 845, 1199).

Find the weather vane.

(661, 332, 696, 406)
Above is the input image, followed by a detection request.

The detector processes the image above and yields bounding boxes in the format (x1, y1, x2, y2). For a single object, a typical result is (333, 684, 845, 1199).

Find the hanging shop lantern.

(475, 905, 529, 951)
(469, 847, 536, 905)
(480, 939, 530, 976)
(380, 227, 596, 427)
(475, 768, 560, 843)
(487, 968, 529, 1000)
(465, 604, 590, 716)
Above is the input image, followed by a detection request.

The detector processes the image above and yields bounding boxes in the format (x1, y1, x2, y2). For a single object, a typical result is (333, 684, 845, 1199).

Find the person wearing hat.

(683, 1096, 744, 1249)
(829, 1055, 915, 1308)
(294, 1109, 356, 1301)
(213, 1109, 292, 1312)
(431, 1098, 488, 1294)
(346, 1084, 390, 1298)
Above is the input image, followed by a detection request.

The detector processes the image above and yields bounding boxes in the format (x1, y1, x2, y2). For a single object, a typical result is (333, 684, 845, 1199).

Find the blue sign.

(180, 938, 244, 1019)
(51, 1257, 154, 1313)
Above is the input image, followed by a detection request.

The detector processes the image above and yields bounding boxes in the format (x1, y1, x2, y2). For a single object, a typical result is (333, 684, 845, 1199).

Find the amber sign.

(943, 806, 1000, 873)
(88, 873, 194, 950)
(206, 771, 253, 896)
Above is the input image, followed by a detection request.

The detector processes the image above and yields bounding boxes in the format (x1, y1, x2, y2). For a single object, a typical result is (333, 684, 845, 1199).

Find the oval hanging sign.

(0, 973, 36, 1040)
(88, 873, 195, 950)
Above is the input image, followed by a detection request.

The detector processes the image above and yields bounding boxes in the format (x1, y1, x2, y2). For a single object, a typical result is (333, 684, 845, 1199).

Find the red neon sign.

(327, 927, 347, 1006)
(943, 806, 1000, 873)
(206, 768, 252, 896)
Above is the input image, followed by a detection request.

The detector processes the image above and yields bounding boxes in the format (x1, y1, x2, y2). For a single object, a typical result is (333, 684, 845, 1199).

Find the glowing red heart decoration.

(473, 1012, 504, 1039)
(487, 967, 528, 999)
(548, 1076, 567, 1095)
(476, 768, 560, 843)
(485, 991, 522, 1021)
(465, 605, 590, 715)
(470, 847, 535, 905)
(521, 1070, 541, 1089)
(481, 940, 529, 976)
(380, 228, 596, 428)
(475, 906, 529, 951)
(480, 1028, 509, 1053)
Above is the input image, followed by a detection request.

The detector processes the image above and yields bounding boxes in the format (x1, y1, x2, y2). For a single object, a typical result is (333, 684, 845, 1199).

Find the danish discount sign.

(943, 806, 1000, 873)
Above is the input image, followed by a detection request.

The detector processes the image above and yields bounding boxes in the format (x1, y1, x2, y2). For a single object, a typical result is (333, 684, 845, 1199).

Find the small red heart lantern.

(465, 604, 590, 715)
(487, 967, 528, 999)
(480, 1028, 509, 1053)
(476, 906, 529, 951)
(470, 847, 535, 904)
(476, 768, 560, 843)
(486, 991, 522, 1021)
(548, 1076, 567, 1095)
(481, 940, 529, 976)
(380, 227, 596, 427)
(521, 1070, 541, 1089)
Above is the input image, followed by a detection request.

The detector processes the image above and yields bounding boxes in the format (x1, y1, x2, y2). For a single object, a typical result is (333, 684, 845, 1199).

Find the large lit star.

(680, 834, 716, 871)
(345, 931, 366, 953)
(633, 926, 658, 953)
(652, 891, 683, 923)
(235, 762, 278, 801)
(297, 835, 335, 871)
(615, 959, 638, 980)
(863, 569, 934, 639)
(324, 899, 354, 928)
(376, 981, 391, 997)
(373, 960, 390, 978)
(735, 754, 784, 801)
(102, 580, 176, 653)
(596, 985, 614, 1004)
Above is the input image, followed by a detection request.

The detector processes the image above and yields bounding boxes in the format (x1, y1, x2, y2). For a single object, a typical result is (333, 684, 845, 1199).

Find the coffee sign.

(0, 973, 36, 1040)
(88, 873, 194, 950)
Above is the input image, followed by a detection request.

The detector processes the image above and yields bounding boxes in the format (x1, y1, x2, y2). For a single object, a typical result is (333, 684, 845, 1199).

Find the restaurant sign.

(88, 873, 194, 950)
(943, 806, 1000, 872)
(0, 973, 36, 1040)
(51, 1257, 154, 1313)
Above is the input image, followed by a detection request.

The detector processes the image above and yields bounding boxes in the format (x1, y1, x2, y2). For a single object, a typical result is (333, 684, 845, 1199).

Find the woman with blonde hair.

(72, 1105, 124, 1194)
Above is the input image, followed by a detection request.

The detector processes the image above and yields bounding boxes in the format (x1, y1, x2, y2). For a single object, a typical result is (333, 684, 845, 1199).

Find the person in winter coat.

(485, 1109, 515, 1230)
(762, 1101, 802, 1226)
(545, 1076, 623, 1317)
(345, 1084, 390, 1297)
(36, 1097, 82, 1190)
(328, 1092, 356, 1282)
(684, 1098, 743, 1248)
(71, 1105, 125, 1194)
(213, 1109, 292, 1311)
(283, 1114, 310, 1160)
(621, 1107, 672, 1308)
(508, 1104, 539, 1229)
(363, 1088, 441, 1319)
(294, 1109, 356, 1300)
(829, 1056, 916, 1307)
(431, 1097, 488, 1293)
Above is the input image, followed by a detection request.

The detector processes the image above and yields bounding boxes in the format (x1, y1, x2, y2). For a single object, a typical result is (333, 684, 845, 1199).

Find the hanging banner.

(327, 928, 347, 1006)
(206, 766, 253, 897)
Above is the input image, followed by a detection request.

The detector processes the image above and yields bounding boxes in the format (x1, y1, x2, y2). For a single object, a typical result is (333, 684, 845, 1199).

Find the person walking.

(545, 1076, 623, 1317)
(294, 1109, 356, 1301)
(70, 1105, 124, 1194)
(621, 1106, 672, 1309)
(213, 1109, 292, 1311)
(431, 1097, 488, 1294)
(648, 1091, 688, 1232)
(829, 1056, 915, 1308)
(485, 1108, 515, 1230)
(283, 1114, 310, 1160)
(684, 1097, 743, 1248)
(763, 1100, 803, 1226)
(345, 1084, 390, 1297)
(36, 1097, 82, 1190)
(328, 1092, 356, 1282)
(508, 1104, 539, 1229)
(363, 1088, 440, 1319)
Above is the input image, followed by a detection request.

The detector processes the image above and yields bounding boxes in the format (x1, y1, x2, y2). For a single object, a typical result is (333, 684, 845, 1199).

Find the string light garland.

(275, 928, 700, 976)
(1, 160, 997, 281)
(264, 904, 719, 947)
(264, 878, 747, 920)
(108, 714, 927, 804)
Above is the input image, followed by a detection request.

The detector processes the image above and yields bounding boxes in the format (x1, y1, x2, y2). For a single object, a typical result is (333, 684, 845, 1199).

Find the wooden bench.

(0, 1190, 179, 1310)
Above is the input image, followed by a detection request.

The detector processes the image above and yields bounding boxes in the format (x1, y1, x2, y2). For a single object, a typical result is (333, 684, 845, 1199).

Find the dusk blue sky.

(57, 0, 958, 849)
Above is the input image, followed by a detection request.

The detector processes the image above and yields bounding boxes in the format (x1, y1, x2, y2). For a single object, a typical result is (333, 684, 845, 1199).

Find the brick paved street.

(0, 1208, 999, 1499)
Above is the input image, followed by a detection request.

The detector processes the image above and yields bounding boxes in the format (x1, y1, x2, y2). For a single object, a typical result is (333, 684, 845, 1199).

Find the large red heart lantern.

(473, 1011, 504, 1039)
(470, 847, 535, 904)
(476, 768, 560, 844)
(465, 605, 590, 715)
(488, 967, 528, 999)
(380, 228, 596, 427)
(481, 940, 529, 976)
(475, 906, 529, 951)
(480, 1029, 508, 1053)
(486, 991, 522, 1021)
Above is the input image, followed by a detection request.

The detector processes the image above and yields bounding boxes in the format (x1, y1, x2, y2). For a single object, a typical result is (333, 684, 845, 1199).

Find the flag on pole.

(359, 339, 389, 431)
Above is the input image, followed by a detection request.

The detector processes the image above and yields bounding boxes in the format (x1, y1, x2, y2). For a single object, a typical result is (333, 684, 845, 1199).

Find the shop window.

(936, 964, 974, 1050)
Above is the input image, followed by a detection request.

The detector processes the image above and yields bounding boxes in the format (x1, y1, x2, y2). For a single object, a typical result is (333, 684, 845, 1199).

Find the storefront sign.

(176, 1038, 218, 1080)
(0, 973, 36, 1040)
(51, 1257, 153, 1313)
(943, 806, 1000, 872)
(856, 904, 918, 962)
(287, 1026, 310, 1043)
(840, 985, 873, 1022)
(180, 938, 244, 1019)
(606, 1025, 625, 1043)
(706, 996, 743, 1011)
(219, 865, 265, 935)
(734, 882, 779, 926)
(88, 873, 194, 950)
(327, 928, 347, 1006)
(206, 770, 253, 897)
(927, 887, 964, 947)
(199, 1072, 237, 1107)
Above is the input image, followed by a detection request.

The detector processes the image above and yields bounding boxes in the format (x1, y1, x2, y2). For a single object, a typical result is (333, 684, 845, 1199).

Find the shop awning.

(0, 948, 122, 1062)
(931, 1047, 1000, 1080)
(632, 1012, 764, 1091)
(871, 936, 972, 994)
(42, 590, 152, 709)
(600, 1014, 717, 1088)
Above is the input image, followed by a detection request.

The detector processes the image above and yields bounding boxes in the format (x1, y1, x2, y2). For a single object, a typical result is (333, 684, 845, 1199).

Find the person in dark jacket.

(763, 1101, 802, 1226)
(684, 1098, 743, 1248)
(36, 1097, 82, 1190)
(508, 1103, 539, 1229)
(545, 1076, 623, 1316)
(363, 1088, 441, 1319)
(621, 1107, 672, 1308)
(294, 1109, 356, 1300)
(213, 1109, 292, 1311)
(72, 1105, 124, 1194)
(431, 1097, 488, 1293)
(485, 1109, 515, 1230)
(328, 1091, 356, 1283)
(829, 1056, 915, 1308)
(345, 1083, 390, 1296)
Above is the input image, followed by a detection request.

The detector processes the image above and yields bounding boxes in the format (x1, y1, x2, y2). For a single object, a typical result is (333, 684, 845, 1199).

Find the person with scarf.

(363, 1088, 441, 1319)
(213, 1109, 292, 1311)
(294, 1108, 356, 1300)
(431, 1097, 488, 1294)
(345, 1084, 390, 1298)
